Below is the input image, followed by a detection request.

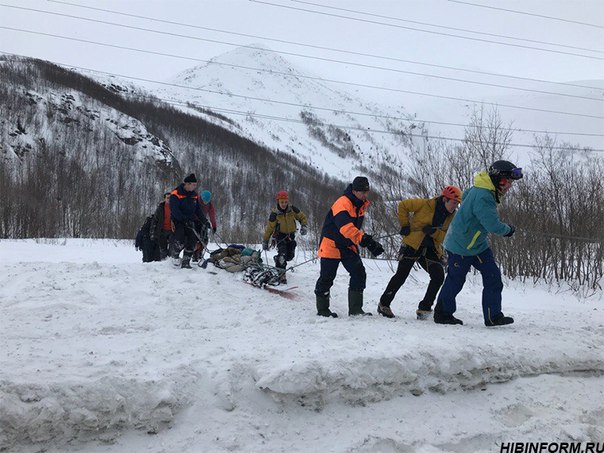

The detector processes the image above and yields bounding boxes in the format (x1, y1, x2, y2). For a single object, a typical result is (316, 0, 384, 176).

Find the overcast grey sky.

(1, 0, 603, 131)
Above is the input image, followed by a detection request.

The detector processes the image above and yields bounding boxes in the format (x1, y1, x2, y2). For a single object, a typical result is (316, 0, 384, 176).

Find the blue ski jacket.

(444, 171, 512, 256)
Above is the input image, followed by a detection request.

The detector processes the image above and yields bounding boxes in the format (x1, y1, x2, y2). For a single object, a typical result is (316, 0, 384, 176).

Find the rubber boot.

(316, 293, 337, 318)
(348, 289, 372, 316)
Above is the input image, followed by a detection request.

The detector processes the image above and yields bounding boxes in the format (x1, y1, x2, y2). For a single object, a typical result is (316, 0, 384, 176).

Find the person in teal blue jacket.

(434, 160, 523, 326)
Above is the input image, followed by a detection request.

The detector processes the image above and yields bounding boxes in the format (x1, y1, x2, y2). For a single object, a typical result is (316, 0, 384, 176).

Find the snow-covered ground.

(1, 239, 603, 452)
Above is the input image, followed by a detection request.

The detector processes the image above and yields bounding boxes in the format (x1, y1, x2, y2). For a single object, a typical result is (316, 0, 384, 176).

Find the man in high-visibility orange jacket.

(314, 176, 384, 317)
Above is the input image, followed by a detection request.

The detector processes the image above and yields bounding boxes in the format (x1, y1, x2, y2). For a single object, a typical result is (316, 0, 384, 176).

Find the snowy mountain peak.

(160, 44, 417, 180)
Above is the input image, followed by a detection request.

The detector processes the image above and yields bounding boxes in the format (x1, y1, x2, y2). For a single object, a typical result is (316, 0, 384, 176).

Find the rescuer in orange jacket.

(314, 176, 384, 318)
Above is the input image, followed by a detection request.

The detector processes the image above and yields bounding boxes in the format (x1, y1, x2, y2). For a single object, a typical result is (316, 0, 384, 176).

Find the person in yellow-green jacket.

(262, 191, 308, 283)
(378, 185, 462, 320)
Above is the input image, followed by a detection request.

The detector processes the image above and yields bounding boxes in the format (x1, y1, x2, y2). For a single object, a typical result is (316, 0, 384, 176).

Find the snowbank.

(0, 239, 602, 452)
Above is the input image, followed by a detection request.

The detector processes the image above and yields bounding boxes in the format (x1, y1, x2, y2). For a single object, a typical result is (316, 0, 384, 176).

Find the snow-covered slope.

(0, 58, 175, 167)
(1, 239, 603, 452)
(153, 45, 419, 180)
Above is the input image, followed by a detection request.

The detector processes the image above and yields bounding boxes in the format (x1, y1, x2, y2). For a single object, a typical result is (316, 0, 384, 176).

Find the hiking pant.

(170, 221, 196, 259)
(435, 248, 504, 323)
(142, 238, 160, 262)
(158, 229, 172, 260)
(274, 233, 296, 269)
(314, 251, 366, 297)
(380, 245, 444, 310)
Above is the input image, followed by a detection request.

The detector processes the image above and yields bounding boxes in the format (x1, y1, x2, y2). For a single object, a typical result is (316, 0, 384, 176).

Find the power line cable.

(448, 0, 604, 30)
(3, 50, 603, 152)
(291, 0, 604, 54)
(1, 5, 602, 102)
(249, 0, 604, 61)
(45, 0, 604, 93)
(2, 25, 604, 122)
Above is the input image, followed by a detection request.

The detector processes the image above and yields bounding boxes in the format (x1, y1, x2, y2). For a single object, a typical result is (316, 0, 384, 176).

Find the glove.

(359, 234, 384, 257)
(422, 225, 437, 235)
(359, 234, 373, 247)
(262, 241, 269, 251)
(212, 227, 217, 234)
(399, 225, 411, 236)
(367, 240, 384, 257)
(149, 233, 156, 242)
(503, 224, 515, 237)
(300, 225, 308, 236)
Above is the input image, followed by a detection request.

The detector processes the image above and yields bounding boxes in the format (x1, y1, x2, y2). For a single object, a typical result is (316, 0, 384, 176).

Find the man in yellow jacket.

(262, 191, 308, 283)
(377, 185, 462, 319)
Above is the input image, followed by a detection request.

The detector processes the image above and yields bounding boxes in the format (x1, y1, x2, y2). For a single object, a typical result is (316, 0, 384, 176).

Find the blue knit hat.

(201, 190, 212, 203)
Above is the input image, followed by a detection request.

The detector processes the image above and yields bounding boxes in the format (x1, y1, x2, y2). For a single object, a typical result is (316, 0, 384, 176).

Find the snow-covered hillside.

(0, 64, 175, 167)
(153, 45, 420, 180)
(1, 239, 602, 452)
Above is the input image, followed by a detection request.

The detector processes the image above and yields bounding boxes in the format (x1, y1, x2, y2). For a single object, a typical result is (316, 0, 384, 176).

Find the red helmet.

(441, 185, 462, 202)
(275, 191, 289, 201)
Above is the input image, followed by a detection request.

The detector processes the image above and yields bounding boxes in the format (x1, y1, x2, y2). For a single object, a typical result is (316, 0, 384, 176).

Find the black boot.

(181, 257, 192, 269)
(348, 289, 372, 316)
(485, 314, 514, 327)
(316, 293, 338, 318)
(433, 311, 463, 325)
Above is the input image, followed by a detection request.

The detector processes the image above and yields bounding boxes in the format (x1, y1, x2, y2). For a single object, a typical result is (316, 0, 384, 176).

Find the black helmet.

(488, 160, 523, 181)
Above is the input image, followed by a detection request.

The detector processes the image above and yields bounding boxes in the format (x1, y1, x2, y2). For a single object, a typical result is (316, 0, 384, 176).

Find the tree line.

(1, 56, 602, 293)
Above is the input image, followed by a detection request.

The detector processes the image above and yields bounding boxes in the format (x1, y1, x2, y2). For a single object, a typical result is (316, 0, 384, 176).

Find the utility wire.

(1, 5, 602, 102)
(47, 0, 604, 92)
(291, 0, 604, 54)
(3, 51, 601, 152)
(448, 0, 604, 30)
(250, 0, 604, 61)
(2, 27, 604, 124)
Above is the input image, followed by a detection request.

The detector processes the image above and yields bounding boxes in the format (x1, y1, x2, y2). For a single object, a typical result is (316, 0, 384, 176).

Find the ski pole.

(285, 255, 317, 274)
(212, 231, 231, 249)
(374, 232, 401, 240)
(187, 224, 209, 265)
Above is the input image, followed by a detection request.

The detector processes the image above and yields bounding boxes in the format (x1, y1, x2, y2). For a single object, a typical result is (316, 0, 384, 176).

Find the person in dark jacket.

(378, 185, 462, 320)
(434, 160, 523, 326)
(150, 192, 173, 260)
(262, 190, 308, 284)
(314, 176, 384, 318)
(135, 215, 160, 263)
(169, 173, 208, 269)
